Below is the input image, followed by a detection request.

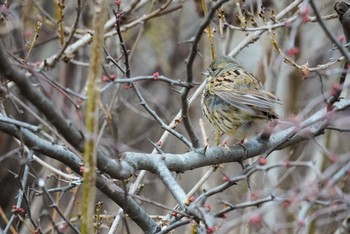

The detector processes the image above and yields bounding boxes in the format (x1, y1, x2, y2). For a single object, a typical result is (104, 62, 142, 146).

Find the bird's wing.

(212, 85, 281, 117)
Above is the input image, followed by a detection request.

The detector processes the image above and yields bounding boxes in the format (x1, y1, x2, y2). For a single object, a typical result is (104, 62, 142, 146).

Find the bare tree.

(0, 0, 349, 233)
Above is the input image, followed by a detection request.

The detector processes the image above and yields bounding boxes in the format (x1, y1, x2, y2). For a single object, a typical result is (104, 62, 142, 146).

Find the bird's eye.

(207, 66, 219, 77)
(209, 67, 217, 75)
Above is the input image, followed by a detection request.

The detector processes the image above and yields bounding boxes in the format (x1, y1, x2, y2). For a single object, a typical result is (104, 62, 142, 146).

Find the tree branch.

(0, 45, 84, 150)
(311, 0, 350, 106)
(183, 0, 230, 148)
(0, 121, 159, 233)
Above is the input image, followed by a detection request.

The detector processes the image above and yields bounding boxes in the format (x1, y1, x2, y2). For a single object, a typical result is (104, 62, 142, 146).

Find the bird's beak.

(201, 70, 209, 76)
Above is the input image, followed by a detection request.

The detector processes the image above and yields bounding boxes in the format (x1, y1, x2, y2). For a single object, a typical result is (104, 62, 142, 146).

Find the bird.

(201, 56, 281, 144)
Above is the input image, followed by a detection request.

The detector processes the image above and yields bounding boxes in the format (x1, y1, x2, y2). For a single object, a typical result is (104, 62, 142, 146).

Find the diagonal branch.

(0, 45, 84, 150)
(117, 99, 350, 178)
(0, 121, 159, 233)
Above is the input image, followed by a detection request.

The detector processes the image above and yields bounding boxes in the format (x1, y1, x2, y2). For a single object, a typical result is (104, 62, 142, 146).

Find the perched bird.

(201, 56, 281, 142)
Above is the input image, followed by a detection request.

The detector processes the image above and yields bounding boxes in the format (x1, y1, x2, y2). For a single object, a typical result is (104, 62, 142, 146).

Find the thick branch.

(0, 100, 348, 232)
(0, 45, 124, 186)
(0, 45, 84, 150)
(0, 122, 159, 233)
(117, 100, 350, 179)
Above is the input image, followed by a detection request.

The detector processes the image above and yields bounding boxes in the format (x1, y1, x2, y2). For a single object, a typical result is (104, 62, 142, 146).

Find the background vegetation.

(0, 0, 350, 233)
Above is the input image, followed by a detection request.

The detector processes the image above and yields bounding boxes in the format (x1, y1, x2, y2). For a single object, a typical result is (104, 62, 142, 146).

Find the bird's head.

(204, 56, 240, 77)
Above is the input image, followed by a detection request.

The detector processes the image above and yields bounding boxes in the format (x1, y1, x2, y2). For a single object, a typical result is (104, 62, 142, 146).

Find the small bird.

(201, 56, 281, 143)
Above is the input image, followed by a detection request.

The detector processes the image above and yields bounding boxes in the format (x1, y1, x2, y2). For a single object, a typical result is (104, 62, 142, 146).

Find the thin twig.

(4, 152, 40, 233)
(0, 114, 41, 132)
(0, 46, 85, 150)
(39, 179, 80, 233)
(133, 85, 193, 148)
(113, 7, 130, 78)
(51, 0, 82, 67)
(214, 195, 276, 217)
(184, 0, 230, 148)
(310, 0, 349, 106)
(228, 0, 304, 56)
(113, 1, 192, 148)
(225, 13, 337, 32)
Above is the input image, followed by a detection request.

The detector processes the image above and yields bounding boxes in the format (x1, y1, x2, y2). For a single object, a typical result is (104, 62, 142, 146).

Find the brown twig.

(184, 0, 230, 148)
(310, 0, 350, 107)
(51, 0, 82, 67)
(113, 7, 130, 78)
(112, 3, 192, 148)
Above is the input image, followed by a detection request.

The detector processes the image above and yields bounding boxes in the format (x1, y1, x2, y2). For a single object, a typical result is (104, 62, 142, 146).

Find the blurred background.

(1, 0, 349, 233)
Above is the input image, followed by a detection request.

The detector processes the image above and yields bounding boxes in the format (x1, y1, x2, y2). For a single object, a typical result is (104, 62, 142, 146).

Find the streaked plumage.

(201, 56, 280, 140)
